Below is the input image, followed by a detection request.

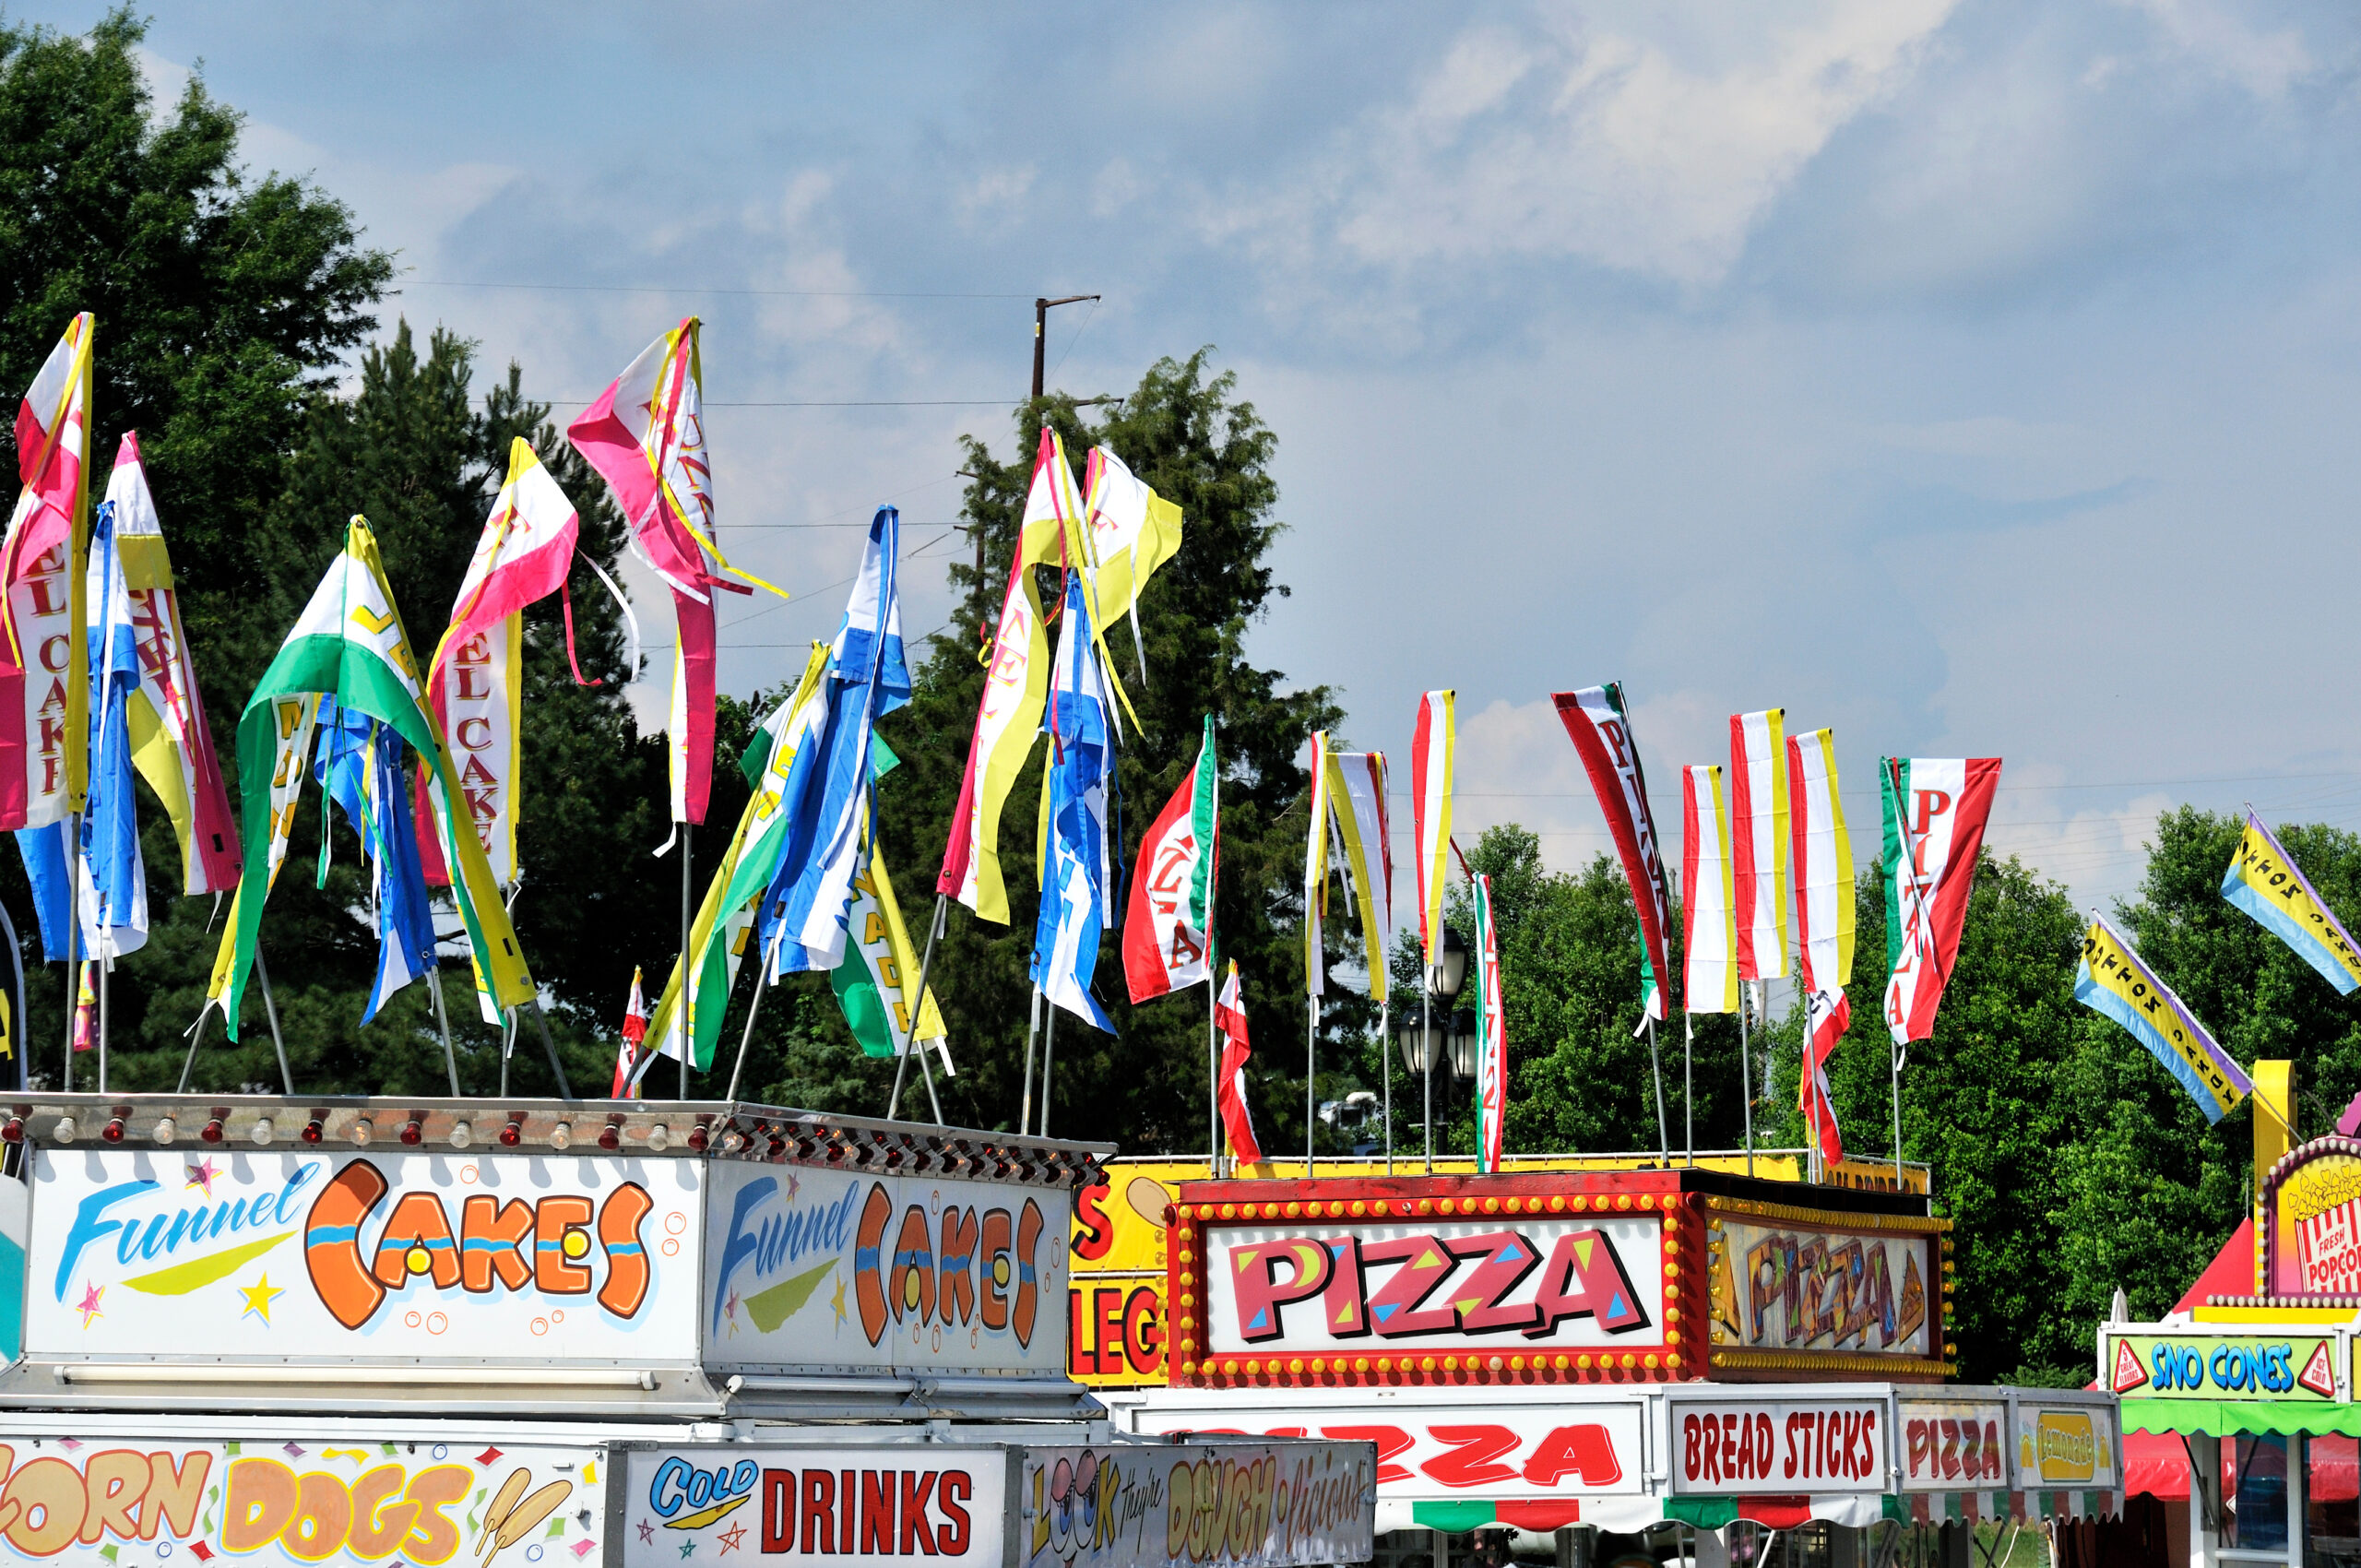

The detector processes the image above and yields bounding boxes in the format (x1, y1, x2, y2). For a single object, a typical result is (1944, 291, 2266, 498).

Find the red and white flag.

(1786, 728, 1855, 994)
(1410, 691, 1453, 971)
(1554, 683, 1671, 1022)
(1880, 757, 2002, 1044)
(0, 314, 94, 830)
(108, 434, 241, 892)
(1800, 985, 1849, 1165)
(612, 966, 649, 1099)
(1214, 961, 1261, 1164)
(566, 318, 766, 832)
(1123, 717, 1217, 1003)
(1728, 708, 1788, 982)
(420, 438, 585, 887)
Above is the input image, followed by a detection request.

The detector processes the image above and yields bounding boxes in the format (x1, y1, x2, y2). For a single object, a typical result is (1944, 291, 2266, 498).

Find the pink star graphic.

(724, 1290, 738, 1321)
(184, 1158, 220, 1196)
(75, 1282, 103, 1328)
(718, 1523, 747, 1556)
(785, 1172, 801, 1203)
(637, 1522, 655, 1545)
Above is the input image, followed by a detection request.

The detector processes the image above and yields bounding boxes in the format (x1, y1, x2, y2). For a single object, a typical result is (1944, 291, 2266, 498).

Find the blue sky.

(54, 0, 2361, 913)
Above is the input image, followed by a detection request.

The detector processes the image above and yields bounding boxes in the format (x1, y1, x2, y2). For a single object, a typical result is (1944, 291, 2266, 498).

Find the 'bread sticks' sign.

(27, 1148, 698, 1362)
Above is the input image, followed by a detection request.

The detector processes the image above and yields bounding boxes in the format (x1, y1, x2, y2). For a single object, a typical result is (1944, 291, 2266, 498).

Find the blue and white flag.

(756, 506, 910, 972)
(314, 699, 440, 1022)
(13, 499, 148, 961)
(1031, 573, 1118, 1031)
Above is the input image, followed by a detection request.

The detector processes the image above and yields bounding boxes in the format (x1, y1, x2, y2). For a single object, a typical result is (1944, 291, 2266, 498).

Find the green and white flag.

(208, 518, 533, 1036)
(1123, 715, 1218, 1002)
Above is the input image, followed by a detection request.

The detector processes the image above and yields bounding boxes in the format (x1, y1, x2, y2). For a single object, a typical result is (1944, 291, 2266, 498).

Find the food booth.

(1073, 1155, 2124, 1567)
(0, 1094, 1377, 1568)
(2105, 1063, 2361, 1568)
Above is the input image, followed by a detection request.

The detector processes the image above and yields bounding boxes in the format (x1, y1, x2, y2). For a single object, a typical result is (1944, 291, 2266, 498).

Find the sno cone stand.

(2105, 1062, 2361, 1568)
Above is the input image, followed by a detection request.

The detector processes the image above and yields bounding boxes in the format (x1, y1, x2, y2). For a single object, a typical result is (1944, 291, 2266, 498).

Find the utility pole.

(974, 294, 1101, 585)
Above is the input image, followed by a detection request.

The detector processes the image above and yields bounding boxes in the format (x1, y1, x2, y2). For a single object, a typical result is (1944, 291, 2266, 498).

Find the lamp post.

(1396, 925, 1468, 1172)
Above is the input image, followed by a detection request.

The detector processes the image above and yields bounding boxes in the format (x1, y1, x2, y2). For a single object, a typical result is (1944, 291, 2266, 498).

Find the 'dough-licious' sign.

(0, 1437, 600, 1567)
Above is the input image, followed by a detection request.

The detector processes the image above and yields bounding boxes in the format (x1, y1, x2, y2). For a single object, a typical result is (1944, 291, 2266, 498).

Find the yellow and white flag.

(1680, 764, 1739, 1014)
(1412, 690, 1455, 969)
(1786, 727, 1855, 994)
(1728, 708, 1788, 982)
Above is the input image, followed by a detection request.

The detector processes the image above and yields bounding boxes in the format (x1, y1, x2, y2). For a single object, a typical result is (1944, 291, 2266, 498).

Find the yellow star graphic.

(830, 1271, 848, 1326)
(241, 1274, 284, 1324)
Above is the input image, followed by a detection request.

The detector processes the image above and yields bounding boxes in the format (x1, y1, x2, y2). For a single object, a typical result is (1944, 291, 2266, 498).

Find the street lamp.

(1404, 924, 1470, 1173)
(1431, 925, 1469, 1004)
(1448, 1008, 1478, 1084)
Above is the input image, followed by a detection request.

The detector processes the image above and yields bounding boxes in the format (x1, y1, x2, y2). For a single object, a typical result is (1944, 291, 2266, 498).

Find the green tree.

(0, 10, 391, 1086)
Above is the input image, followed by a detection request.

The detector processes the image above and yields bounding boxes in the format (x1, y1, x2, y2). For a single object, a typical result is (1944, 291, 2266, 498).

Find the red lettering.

(1122, 1286, 1162, 1375)
(465, 786, 499, 822)
(1913, 789, 1953, 836)
(861, 1473, 892, 1555)
(1420, 1425, 1520, 1490)
(762, 1470, 794, 1553)
(28, 575, 68, 617)
(801, 1469, 834, 1554)
(454, 663, 492, 701)
(1097, 1289, 1126, 1377)
(899, 1473, 938, 1556)
(936, 1473, 969, 1556)
(457, 717, 493, 751)
(1525, 1424, 1621, 1489)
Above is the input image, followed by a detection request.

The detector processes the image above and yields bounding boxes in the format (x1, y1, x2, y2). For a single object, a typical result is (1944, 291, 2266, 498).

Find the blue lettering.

(648, 1456, 691, 1519)
(54, 1179, 159, 1301)
(730, 1460, 758, 1498)
(272, 1163, 322, 1224)
(711, 1178, 779, 1335)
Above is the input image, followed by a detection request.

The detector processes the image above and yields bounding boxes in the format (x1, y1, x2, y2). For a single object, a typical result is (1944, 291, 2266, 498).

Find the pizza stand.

(2103, 1063, 2361, 1568)
(0, 1094, 1378, 1568)
(1074, 1162, 2124, 1568)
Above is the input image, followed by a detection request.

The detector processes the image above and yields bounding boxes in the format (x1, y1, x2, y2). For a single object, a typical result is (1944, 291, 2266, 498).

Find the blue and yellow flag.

(2222, 811, 2361, 996)
(2077, 916, 2250, 1123)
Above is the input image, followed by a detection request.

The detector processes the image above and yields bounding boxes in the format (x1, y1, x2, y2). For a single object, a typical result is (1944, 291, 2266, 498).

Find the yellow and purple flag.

(2077, 914, 2250, 1123)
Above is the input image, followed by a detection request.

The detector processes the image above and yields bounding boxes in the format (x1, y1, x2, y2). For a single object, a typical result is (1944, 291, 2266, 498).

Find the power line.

(401, 279, 1038, 300)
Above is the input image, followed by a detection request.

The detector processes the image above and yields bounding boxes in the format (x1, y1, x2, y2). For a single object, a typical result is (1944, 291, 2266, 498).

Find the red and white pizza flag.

(1554, 683, 1671, 1022)
(1801, 984, 1849, 1165)
(1880, 757, 2002, 1044)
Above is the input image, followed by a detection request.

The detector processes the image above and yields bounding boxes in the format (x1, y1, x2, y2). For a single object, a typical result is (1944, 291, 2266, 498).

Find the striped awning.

(1382, 1491, 2121, 1536)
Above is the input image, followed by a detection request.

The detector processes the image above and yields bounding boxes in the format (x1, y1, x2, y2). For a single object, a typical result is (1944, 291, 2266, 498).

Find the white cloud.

(2117, 0, 2312, 98)
(1267, 0, 1959, 288)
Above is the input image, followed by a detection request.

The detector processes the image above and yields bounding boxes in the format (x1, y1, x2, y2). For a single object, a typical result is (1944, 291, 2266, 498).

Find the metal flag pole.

(528, 999, 572, 1099)
(1422, 981, 1435, 1173)
(1305, 995, 1318, 1174)
(255, 947, 292, 1096)
(1019, 983, 1042, 1134)
(1205, 906, 1221, 1177)
(424, 967, 464, 1096)
(0, 897, 25, 1092)
(63, 812, 81, 1090)
(888, 894, 947, 1119)
(1380, 996, 1392, 1175)
(1884, 757, 1951, 1189)
(176, 1005, 211, 1093)
(98, 955, 109, 1094)
(499, 1007, 517, 1098)
(1038, 1004, 1058, 1138)
(1645, 1014, 1669, 1163)
(1681, 1008, 1693, 1169)
(1737, 986, 1756, 1177)
(679, 824, 694, 1100)
(1892, 1038, 1906, 1185)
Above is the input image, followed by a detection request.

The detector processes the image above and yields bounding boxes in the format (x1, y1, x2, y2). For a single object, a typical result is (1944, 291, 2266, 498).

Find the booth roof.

(2177, 1218, 2257, 1313)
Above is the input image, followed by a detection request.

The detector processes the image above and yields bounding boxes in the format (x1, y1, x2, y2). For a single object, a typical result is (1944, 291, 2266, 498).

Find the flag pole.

(1020, 983, 1041, 1135)
(1305, 994, 1318, 1174)
(529, 999, 572, 1099)
(255, 947, 293, 1095)
(500, 1006, 516, 1098)
(175, 1004, 211, 1094)
(679, 824, 693, 1099)
(1038, 1004, 1058, 1138)
(62, 813, 80, 1090)
(888, 894, 946, 1120)
(1892, 1039, 1906, 1185)
(1421, 981, 1434, 1173)
(1205, 912, 1220, 1178)
(1380, 996, 1391, 1176)
(425, 967, 463, 1096)
(0, 897, 24, 1093)
(1681, 1008, 1693, 1169)
(1645, 1014, 1669, 1163)
(98, 955, 109, 1094)
(1737, 986, 1756, 1177)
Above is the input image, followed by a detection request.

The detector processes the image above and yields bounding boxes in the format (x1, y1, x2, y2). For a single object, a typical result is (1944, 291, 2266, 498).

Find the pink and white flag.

(0, 314, 94, 830)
